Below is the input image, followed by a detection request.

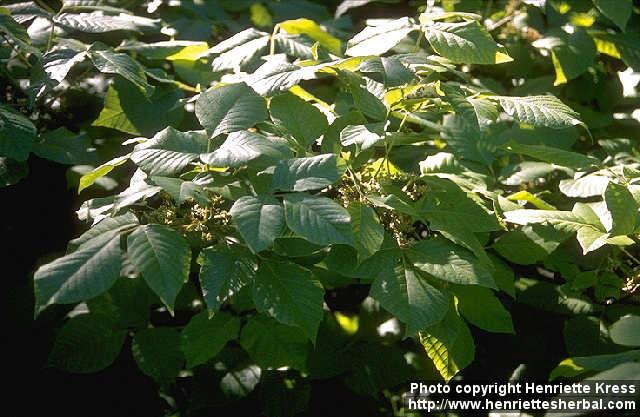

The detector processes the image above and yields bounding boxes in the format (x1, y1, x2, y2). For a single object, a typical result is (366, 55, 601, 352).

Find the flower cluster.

(142, 193, 232, 247)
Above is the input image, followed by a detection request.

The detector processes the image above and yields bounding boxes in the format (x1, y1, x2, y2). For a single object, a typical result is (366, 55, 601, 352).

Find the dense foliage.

(3, 0, 640, 415)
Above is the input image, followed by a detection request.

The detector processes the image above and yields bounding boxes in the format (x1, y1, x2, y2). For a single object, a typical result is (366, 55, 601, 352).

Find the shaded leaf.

(132, 328, 183, 382)
(239, 314, 309, 371)
(127, 225, 191, 312)
(198, 246, 256, 313)
(49, 314, 126, 373)
(181, 311, 241, 368)
(252, 260, 324, 342)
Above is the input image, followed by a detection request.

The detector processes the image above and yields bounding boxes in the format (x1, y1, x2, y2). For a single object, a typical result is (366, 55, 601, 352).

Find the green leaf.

(246, 60, 323, 97)
(369, 255, 449, 335)
(54, 12, 158, 33)
(78, 154, 129, 193)
(279, 18, 341, 55)
(68, 212, 139, 251)
(132, 327, 183, 383)
(0, 8, 30, 44)
(493, 225, 568, 265)
(200, 131, 290, 167)
(181, 311, 241, 368)
(423, 20, 511, 64)
(32, 127, 92, 165)
(252, 260, 324, 342)
(198, 246, 256, 313)
(559, 174, 610, 198)
(515, 278, 599, 315)
(271, 154, 340, 192)
(440, 115, 494, 166)
(89, 46, 154, 96)
(490, 254, 515, 298)
(593, 0, 632, 31)
(48, 314, 126, 373)
(339, 70, 388, 121)
(117, 40, 209, 61)
(34, 232, 122, 315)
(494, 95, 582, 128)
(420, 152, 460, 174)
(550, 350, 640, 380)
(220, 364, 261, 399)
(506, 190, 557, 210)
(344, 343, 413, 395)
(592, 32, 640, 70)
(407, 238, 495, 288)
(92, 77, 184, 136)
(503, 142, 600, 170)
(0, 157, 28, 187)
(42, 48, 87, 84)
(604, 182, 637, 236)
(417, 177, 501, 233)
(87, 277, 153, 329)
(504, 205, 598, 232)
(208, 28, 269, 72)
(453, 285, 514, 333)
(609, 315, 640, 347)
(126, 225, 191, 312)
(410, 178, 498, 263)
(273, 33, 317, 60)
(441, 84, 499, 130)
(348, 202, 384, 260)
(586, 362, 640, 380)
(419, 305, 475, 382)
(150, 177, 208, 205)
(533, 29, 596, 85)
(250, 3, 272, 27)
(0, 104, 37, 161)
(346, 17, 416, 56)
(283, 193, 354, 246)
(229, 195, 285, 252)
(359, 56, 414, 87)
(340, 124, 385, 151)
(195, 83, 267, 138)
(130, 127, 208, 176)
(270, 92, 328, 148)
(239, 314, 309, 371)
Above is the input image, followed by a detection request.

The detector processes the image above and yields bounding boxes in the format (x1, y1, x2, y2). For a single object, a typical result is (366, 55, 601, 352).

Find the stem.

(269, 24, 280, 55)
(605, 167, 628, 185)
(346, 167, 364, 199)
(46, 18, 55, 51)
(414, 31, 423, 52)
(621, 247, 640, 266)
